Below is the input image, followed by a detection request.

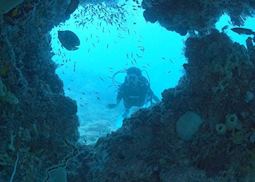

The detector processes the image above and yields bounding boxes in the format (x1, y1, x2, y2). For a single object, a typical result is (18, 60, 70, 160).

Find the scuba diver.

(107, 67, 160, 118)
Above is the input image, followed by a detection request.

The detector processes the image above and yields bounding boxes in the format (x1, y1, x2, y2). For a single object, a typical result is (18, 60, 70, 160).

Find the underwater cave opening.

(50, 0, 255, 145)
(50, 0, 187, 145)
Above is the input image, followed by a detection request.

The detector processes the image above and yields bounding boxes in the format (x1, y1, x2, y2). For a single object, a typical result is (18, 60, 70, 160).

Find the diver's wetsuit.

(117, 76, 151, 110)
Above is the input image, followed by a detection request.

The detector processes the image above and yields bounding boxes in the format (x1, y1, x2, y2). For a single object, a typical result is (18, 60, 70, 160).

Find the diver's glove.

(107, 104, 117, 109)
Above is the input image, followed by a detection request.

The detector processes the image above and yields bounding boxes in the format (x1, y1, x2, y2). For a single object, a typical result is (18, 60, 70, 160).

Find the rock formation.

(0, 1, 79, 181)
(1, 0, 255, 181)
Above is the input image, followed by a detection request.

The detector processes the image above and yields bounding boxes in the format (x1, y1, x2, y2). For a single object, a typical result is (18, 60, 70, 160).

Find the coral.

(48, 167, 67, 182)
(0, 0, 23, 15)
(0, 0, 80, 181)
(215, 123, 226, 135)
(0, 78, 5, 96)
(244, 91, 254, 103)
(0, 78, 19, 104)
(67, 29, 255, 181)
(0, 153, 12, 166)
(0, 0, 255, 181)
(9, 152, 19, 182)
(142, 0, 255, 35)
(225, 113, 240, 130)
(184, 31, 253, 116)
(231, 130, 245, 145)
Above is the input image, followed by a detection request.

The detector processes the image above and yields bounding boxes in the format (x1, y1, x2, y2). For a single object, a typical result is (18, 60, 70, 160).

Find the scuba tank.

(112, 67, 151, 87)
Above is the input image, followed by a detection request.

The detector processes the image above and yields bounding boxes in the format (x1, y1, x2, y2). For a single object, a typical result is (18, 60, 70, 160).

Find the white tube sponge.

(0, 0, 24, 15)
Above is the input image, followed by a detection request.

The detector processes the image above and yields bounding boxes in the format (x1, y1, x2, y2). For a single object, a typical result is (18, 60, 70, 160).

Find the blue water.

(50, 1, 255, 144)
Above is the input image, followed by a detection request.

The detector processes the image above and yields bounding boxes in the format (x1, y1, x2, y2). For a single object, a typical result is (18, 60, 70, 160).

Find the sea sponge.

(244, 91, 254, 103)
(176, 111, 203, 141)
(0, 0, 23, 15)
(232, 131, 245, 145)
(225, 113, 240, 130)
(215, 123, 227, 135)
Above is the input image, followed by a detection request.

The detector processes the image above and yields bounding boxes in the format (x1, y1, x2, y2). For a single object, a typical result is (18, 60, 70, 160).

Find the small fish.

(137, 55, 142, 58)
(99, 76, 104, 81)
(231, 27, 255, 35)
(119, 3, 126, 7)
(168, 59, 173, 63)
(221, 25, 229, 32)
(73, 63, 76, 72)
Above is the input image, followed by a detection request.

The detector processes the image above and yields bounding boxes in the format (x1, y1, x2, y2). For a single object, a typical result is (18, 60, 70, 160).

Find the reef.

(1, 0, 255, 181)
(0, 0, 79, 181)
(142, 0, 255, 35)
(69, 31, 255, 181)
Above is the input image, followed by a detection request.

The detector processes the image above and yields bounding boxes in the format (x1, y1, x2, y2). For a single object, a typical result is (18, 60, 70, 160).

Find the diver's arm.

(107, 85, 123, 109)
(149, 88, 160, 103)
(116, 84, 124, 105)
(116, 90, 122, 105)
